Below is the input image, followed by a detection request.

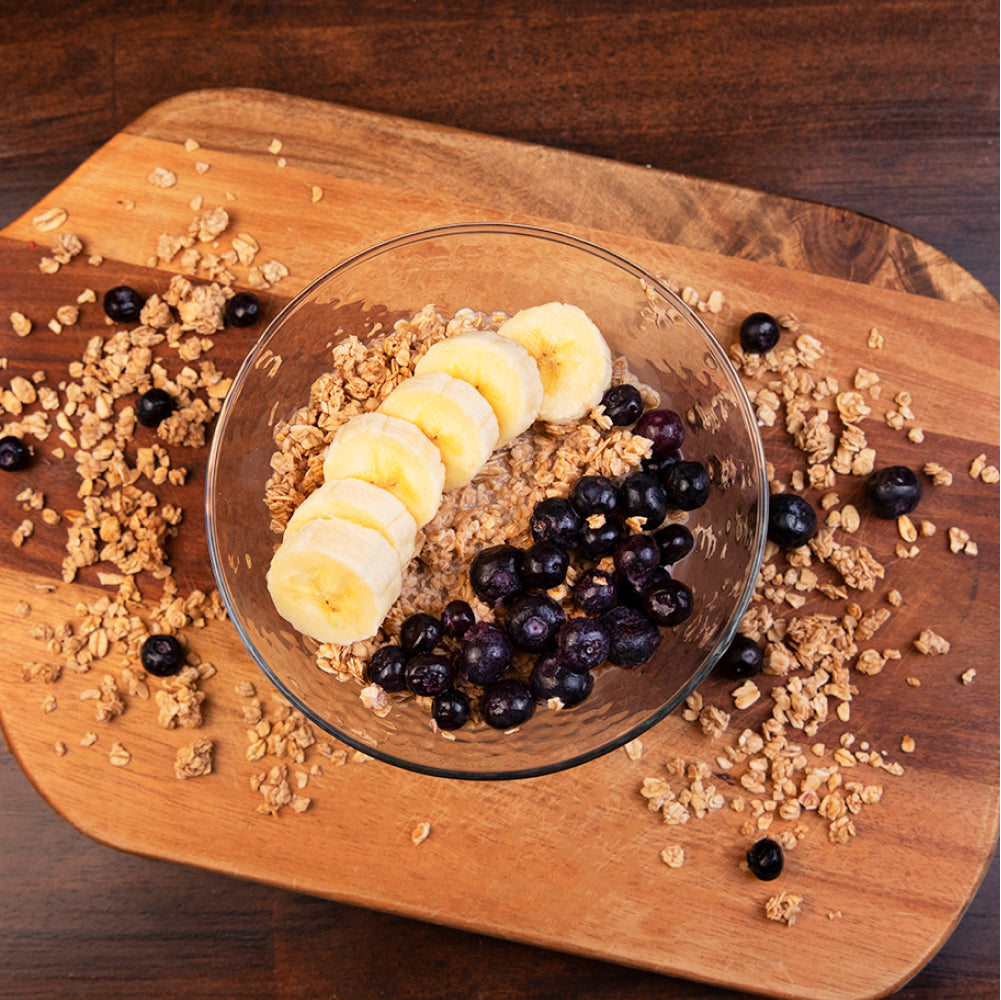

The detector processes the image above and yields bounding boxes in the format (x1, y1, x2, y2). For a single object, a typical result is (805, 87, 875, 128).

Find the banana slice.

(496, 302, 612, 423)
(377, 371, 500, 489)
(414, 329, 544, 446)
(322, 412, 445, 528)
(284, 477, 418, 568)
(267, 515, 402, 645)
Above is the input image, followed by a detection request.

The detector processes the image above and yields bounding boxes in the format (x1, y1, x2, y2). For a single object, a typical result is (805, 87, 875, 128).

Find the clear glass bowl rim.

(205, 221, 769, 780)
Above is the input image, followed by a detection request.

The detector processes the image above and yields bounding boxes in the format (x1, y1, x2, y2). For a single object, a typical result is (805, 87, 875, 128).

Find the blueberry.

(404, 653, 453, 696)
(768, 493, 817, 548)
(432, 688, 471, 730)
(613, 533, 662, 589)
(578, 514, 625, 560)
(739, 312, 781, 354)
(225, 291, 262, 328)
(717, 635, 763, 679)
(641, 447, 682, 477)
(599, 384, 643, 425)
(140, 633, 184, 677)
(103, 285, 146, 324)
(529, 653, 594, 708)
(654, 523, 695, 565)
(504, 591, 565, 652)
(556, 616, 611, 673)
(619, 564, 672, 610)
(0, 436, 32, 472)
(746, 838, 784, 881)
(621, 471, 668, 526)
(530, 496, 583, 547)
(470, 544, 524, 607)
(570, 475, 621, 518)
(456, 622, 513, 685)
(864, 465, 922, 519)
(572, 567, 619, 614)
(642, 577, 693, 627)
(441, 599, 476, 638)
(400, 612, 443, 654)
(663, 460, 711, 511)
(366, 644, 408, 691)
(634, 408, 685, 454)
(136, 388, 176, 428)
(480, 678, 535, 729)
(601, 605, 662, 667)
(522, 540, 570, 589)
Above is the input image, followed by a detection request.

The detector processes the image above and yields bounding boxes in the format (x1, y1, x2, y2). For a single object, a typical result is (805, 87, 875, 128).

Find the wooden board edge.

(118, 87, 998, 311)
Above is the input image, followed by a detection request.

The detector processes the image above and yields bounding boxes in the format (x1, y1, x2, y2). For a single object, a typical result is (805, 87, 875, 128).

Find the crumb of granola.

(900, 735, 915, 753)
(660, 844, 685, 868)
(913, 629, 950, 655)
(960, 668, 976, 685)
(411, 821, 431, 845)
(764, 891, 803, 925)
(109, 742, 131, 766)
(174, 738, 214, 778)
(624, 738, 643, 761)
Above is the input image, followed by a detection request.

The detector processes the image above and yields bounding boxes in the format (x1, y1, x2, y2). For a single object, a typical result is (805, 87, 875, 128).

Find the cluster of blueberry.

(364, 384, 713, 733)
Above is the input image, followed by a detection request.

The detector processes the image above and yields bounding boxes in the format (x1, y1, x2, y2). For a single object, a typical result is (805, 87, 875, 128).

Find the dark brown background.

(1, 2, 997, 998)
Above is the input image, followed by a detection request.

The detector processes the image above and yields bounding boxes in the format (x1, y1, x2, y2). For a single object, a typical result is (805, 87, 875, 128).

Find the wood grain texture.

(0, 3, 997, 997)
(0, 89, 997, 1000)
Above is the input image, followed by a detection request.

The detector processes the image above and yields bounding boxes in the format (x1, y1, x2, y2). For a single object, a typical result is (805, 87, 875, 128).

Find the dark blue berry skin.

(718, 635, 763, 679)
(0, 436, 32, 472)
(141, 633, 184, 677)
(522, 540, 570, 589)
(480, 678, 536, 729)
(441, 600, 476, 638)
(601, 605, 662, 667)
(432, 689, 471, 730)
(136, 388, 176, 428)
(456, 622, 513, 685)
(663, 460, 711, 511)
(654, 523, 695, 565)
(470, 544, 525, 607)
(619, 565, 673, 610)
(505, 592, 566, 652)
(571, 475, 621, 518)
(621, 471, 669, 526)
(613, 533, 662, 589)
(768, 493, 817, 547)
(529, 653, 594, 708)
(556, 616, 611, 673)
(739, 312, 781, 354)
(530, 496, 583, 548)
(103, 285, 146, 323)
(642, 577, 694, 627)
(746, 838, 784, 881)
(400, 612, 443, 654)
(864, 466, 922, 519)
(634, 408, 685, 453)
(641, 447, 682, 477)
(599, 384, 644, 425)
(225, 291, 262, 327)
(572, 567, 619, 614)
(366, 644, 408, 691)
(405, 653, 453, 696)
(578, 515, 625, 560)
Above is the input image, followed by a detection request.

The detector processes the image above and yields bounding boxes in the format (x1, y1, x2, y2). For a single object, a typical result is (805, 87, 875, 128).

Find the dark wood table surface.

(1, 3, 997, 998)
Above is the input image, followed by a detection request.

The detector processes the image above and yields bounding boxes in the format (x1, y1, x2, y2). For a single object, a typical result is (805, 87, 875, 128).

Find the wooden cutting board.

(0, 89, 997, 1000)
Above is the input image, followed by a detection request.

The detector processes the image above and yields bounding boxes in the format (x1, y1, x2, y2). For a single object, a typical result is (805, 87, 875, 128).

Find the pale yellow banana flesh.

(378, 371, 500, 489)
(266, 515, 402, 645)
(414, 329, 544, 446)
(322, 412, 446, 528)
(284, 476, 418, 567)
(496, 302, 612, 423)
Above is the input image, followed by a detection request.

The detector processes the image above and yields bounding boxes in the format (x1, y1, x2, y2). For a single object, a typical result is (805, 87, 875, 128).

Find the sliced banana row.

(267, 302, 614, 645)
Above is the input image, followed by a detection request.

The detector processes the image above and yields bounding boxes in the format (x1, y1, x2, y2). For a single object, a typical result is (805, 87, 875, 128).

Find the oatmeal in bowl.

(206, 223, 768, 779)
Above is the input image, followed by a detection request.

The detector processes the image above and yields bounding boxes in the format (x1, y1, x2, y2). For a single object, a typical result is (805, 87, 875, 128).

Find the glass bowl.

(206, 223, 767, 780)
